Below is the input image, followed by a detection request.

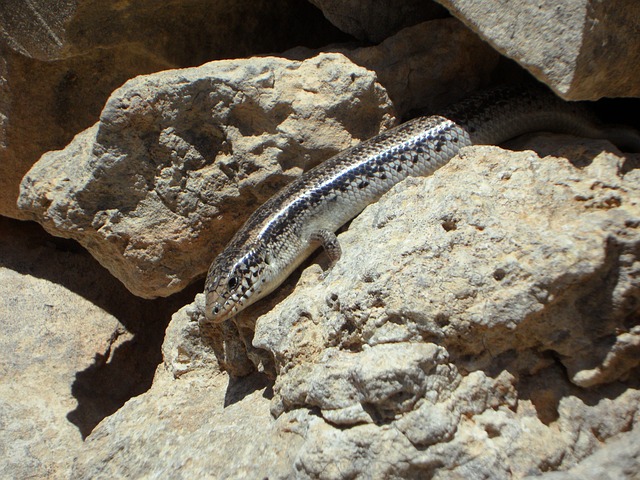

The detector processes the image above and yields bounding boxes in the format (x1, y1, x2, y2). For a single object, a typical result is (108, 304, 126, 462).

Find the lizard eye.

(227, 276, 239, 290)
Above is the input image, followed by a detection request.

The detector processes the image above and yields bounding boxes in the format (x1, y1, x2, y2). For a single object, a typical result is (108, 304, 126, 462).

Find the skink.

(204, 84, 639, 322)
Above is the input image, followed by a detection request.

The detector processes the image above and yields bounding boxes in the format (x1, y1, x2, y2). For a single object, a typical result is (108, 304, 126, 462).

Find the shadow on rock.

(0, 217, 203, 438)
(224, 373, 274, 408)
(64, 277, 203, 438)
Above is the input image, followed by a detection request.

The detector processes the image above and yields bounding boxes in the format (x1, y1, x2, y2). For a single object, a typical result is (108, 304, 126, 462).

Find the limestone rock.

(434, 0, 640, 100)
(18, 53, 395, 298)
(74, 137, 640, 478)
(308, 0, 448, 43)
(0, 218, 193, 479)
(254, 136, 640, 402)
(0, 0, 343, 219)
(0, 43, 167, 221)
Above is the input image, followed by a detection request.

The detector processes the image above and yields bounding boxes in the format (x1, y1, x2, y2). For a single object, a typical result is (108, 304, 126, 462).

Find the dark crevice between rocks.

(504, 93, 640, 163)
(517, 354, 640, 427)
(198, 313, 275, 407)
(66, 281, 203, 440)
(0, 217, 203, 439)
(224, 373, 274, 408)
(66, 277, 204, 439)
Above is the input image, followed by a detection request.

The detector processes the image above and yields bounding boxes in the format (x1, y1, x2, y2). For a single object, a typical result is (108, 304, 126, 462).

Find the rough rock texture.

(0, 0, 345, 219)
(5, 2, 640, 478)
(0, 1, 77, 61)
(309, 0, 448, 43)
(0, 217, 196, 479)
(435, 0, 640, 100)
(530, 427, 640, 480)
(17, 53, 395, 298)
(73, 137, 640, 478)
(0, 40, 167, 221)
(18, 21, 499, 299)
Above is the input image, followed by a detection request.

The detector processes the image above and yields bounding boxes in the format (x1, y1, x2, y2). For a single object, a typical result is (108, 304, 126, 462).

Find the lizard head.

(204, 245, 272, 323)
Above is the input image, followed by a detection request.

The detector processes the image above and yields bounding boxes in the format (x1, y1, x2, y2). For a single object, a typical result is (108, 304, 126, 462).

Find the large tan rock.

(73, 136, 640, 478)
(18, 53, 396, 298)
(434, 0, 640, 100)
(17, 20, 498, 299)
(0, 0, 343, 219)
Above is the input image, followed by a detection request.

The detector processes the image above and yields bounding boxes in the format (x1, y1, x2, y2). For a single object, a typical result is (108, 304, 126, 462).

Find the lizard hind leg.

(309, 229, 342, 269)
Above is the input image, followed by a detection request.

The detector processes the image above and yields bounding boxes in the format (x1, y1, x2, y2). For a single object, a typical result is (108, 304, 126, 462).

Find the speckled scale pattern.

(260, 116, 470, 251)
(204, 83, 635, 322)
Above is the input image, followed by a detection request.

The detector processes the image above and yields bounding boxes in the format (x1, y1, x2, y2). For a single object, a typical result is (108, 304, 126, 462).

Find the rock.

(0, 0, 76, 61)
(250, 135, 640, 475)
(528, 427, 640, 480)
(0, 43, 167, 221)
(73, 136, 640, 478)
(434, 0, 640, 100)
(0, 0, 339, 63)
(346, 18, 500, 115)
(0, 217, 195, 479)
(0, 0, 345, 219)
(71, 368, 292, 480)
(18, 52, 395, 298)
(308, 0, 448, 43)
(18, 20, 499, 299)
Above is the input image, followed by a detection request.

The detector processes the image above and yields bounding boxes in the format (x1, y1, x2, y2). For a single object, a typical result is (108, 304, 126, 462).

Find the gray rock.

(434, 0, 640, 99)
(252, 135, 640, 475)
(75, 137, 640, 478)
(526, 427, 640, 480)
(309, 0, 448, 43)
(255, 137, 640, 392)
